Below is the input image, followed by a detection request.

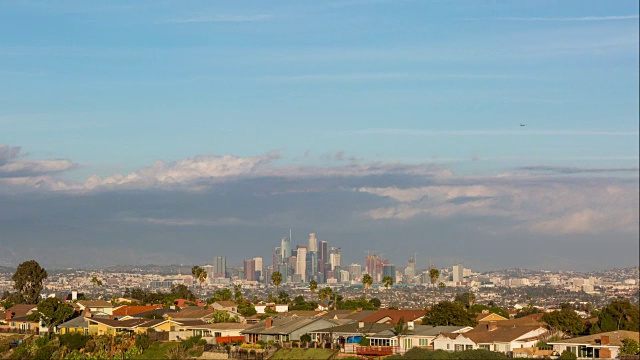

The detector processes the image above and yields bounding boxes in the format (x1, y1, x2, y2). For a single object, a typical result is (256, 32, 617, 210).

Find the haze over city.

(0, 1, 638, 271)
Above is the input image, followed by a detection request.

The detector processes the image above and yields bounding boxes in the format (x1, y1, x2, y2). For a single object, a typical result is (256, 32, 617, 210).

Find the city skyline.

(0, 1, 638, 271)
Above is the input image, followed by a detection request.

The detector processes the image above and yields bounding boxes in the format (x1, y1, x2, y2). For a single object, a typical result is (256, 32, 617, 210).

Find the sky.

(0, 0, 638, 271)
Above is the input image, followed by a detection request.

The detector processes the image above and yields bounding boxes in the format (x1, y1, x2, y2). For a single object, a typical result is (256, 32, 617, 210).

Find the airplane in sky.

(520, 124, 526, 127)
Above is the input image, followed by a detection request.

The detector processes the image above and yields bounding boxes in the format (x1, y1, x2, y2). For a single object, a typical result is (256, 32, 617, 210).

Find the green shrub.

(33, 344, 58, 360)
(458, 349, 507, 359)
(135, 334, 151, 350)
(35, 336, 50, 347)
(559, 350, 578, 360)
(59, 332, 89, 351)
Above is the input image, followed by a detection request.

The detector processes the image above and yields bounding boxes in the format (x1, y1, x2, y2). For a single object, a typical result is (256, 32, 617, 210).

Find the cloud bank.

(0, 144, 637, 270)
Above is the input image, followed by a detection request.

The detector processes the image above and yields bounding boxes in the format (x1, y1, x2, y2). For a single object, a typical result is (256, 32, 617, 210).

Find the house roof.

(7, 304, 37, 318)
(169, 309, 214, 320)
(360, 309, 427, 325)
(59, 316, 89, 329)
(77, 300, 113, 308)
(476, 313, 509, 322)
(311, 321, 392, 335)
(498, 313, 546, 327)
(88, 317, 180, 329)
(462, 326, 545, 344)
(281, 310, 322, 317)
(214, 301, 237, 308)
(113, 305, 163, 317)
(179, 322, 249, 330)
(320, 310, 377, 321)
(371, 325, 471, 339)
(241, 316, 340, 335)
(548, 330, 639, 347)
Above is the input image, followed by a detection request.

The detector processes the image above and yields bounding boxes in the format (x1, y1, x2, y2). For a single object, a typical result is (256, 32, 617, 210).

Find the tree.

(309, 280, 318, 294)
(318, 287, 333, 309)
(620, 338, 640, 355)
(559, 350, 577, 360)
(278, 291, 290, 304)
(454, 292, 476, 309)
(369, 298, 382, 309)
(90, 276, 103, 293)
(27, 297, 74, 337)
(12, 260, 48, 304)
(469, 304, 509, 319)
(362, 274, 373, 299)
(271, 271, 283, 296)
(382, 275, 394, 308)
(422, 301, 478, 327)
(394, 317, 408, 352)
(541, 309, 584, 335)
(591, 298, 639, 333)
(429, 268, 440, 305)
(234, 285, 243, 302)
(237, 301, 257, 317)
(191, 266, 207, 300)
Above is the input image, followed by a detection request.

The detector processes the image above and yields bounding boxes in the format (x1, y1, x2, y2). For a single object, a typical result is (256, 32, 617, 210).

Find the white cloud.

(359, 179, 639, 235)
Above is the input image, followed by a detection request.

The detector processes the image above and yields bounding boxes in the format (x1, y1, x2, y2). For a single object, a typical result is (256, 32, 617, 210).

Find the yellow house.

(87, 317, 181, 336)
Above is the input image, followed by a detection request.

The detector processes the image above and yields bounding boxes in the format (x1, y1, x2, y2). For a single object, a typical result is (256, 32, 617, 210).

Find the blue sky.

(0, 1, 638, 270)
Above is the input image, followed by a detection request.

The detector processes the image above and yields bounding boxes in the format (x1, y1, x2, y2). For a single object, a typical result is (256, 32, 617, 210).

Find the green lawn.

(132, 342, 179, 359)
(269, 348, 336, 360)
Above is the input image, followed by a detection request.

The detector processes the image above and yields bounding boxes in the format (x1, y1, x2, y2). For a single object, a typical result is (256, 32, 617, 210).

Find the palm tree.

(309, 280, 318, 295)
(318, 287, 333, 310)
(191, 266, 206, 300)
(382, 276, 394, 308)
(438, 282, 446, 298)
(429, 268, 440, 305)
(394, 317, 408, 353)
(271, 271, 283, 298)
(362, 274, 373, 300)
(91, 276, 103, 294)
(467, 292, 476, 307)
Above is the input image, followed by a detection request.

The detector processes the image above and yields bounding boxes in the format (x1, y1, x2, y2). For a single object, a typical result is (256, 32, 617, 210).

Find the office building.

(213, 256, 227, 278)
(452, 263, 464, 283)
(253, 257, 263, 281)
(296, 247, 307, 282)
(244, 260, 256, 281)
(349, 263, 362, 281)
(281, 235, 292, 260)
(382, 264, 396, 284)
(308, 233, 318, 253)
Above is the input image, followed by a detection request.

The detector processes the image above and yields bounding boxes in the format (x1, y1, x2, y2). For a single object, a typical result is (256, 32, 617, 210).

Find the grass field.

(269, 348, 337, 360)
(132, 342, 179, 359)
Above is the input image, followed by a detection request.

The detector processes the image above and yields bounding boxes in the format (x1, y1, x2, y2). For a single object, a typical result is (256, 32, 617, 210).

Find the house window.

(215, 332, 222, 338)
(465, 345, 473, 350)
(479, 345, 490, 350)
(403, 338, 413, 350)
(419, 339, 429, 346)
(455, 345, 465, 351)
(447, 344, 450, 350)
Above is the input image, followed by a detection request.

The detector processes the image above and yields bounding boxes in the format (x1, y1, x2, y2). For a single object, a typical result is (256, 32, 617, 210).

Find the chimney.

(72, 291, 78, 300)
(358, 322, 364, 329)
(408, 321, 415, 330)
(84, 308, 92, 318)
(487, 321, 497, 331)
(600, 335, 609, 345)
(265, 318, 273, 329)
(5, 311, 12, 321)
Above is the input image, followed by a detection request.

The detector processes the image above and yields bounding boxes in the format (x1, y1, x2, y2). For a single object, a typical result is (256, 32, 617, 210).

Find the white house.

(547, 330, 639, 359)
(76, 300, 114, 316)
(433, 321, 548, 354)
(369, 324, 473, 354)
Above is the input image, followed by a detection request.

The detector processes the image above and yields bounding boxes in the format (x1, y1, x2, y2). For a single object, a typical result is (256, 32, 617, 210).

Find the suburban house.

(368, 324, 473, 353)
(2, 304, 39, 333)
(310, 321, 394, 351)
(87, 316, 182, 336)
(547, 330, 640, 359)
(165, 308, 216, 322)
(171, 321, 248, 342)
(241, 316, 342, 343)
(58, 314, 90, 335)
(77, 300, 114, 316)
(255, 303, 289, 314)
(433, 321, 548, 354)
(211, 301, 237, 313)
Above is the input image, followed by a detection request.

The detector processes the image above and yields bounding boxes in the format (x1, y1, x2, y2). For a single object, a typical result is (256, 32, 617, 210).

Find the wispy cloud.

(353, 128, 640, 137)
(258, 72, 529, 83)
(518, 166, 639, 174)
(465, 15, 639, 22)
(165, 14, 272, 24)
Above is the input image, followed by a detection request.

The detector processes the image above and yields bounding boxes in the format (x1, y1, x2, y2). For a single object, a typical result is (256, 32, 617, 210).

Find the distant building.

(244, 260, 256, 281)
(382, 264, 396, 284)
(349, 263, 362, 282)
(329, 248, 342, 270)
(213, 256, 227, 278)
(296, 247, 307, 281)
(281, 235, 292, 260)
(253, 257, 263, 281)
(308, 233, 318, 253)
(452, 263, 464, 283)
